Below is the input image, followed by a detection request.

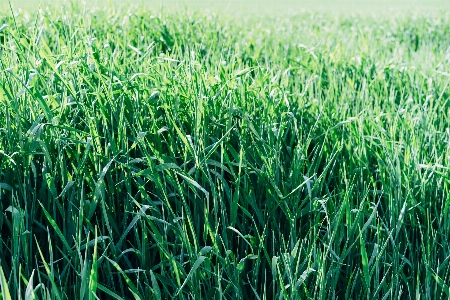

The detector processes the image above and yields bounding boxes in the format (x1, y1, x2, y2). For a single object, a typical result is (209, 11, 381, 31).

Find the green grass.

(1, 1, 450, 299)
(6, 0, 450, 14)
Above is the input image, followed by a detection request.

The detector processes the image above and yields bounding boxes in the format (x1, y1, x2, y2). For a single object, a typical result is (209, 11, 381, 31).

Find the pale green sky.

(4, 0, 450, 14)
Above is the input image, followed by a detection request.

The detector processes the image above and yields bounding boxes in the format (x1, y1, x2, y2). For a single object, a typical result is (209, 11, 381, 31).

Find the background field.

(1, 0, 450, 299)
(6, 0, 450, 14)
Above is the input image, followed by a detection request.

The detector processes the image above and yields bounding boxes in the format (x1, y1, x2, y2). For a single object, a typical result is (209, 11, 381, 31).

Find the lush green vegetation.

(1, 2, 450, 299)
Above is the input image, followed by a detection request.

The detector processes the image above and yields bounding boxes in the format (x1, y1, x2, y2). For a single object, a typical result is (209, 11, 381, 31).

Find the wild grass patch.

(1, 3, 450, 299)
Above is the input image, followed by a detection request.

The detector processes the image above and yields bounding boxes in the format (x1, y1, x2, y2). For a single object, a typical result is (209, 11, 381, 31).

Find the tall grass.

(1, 3, 450, 299)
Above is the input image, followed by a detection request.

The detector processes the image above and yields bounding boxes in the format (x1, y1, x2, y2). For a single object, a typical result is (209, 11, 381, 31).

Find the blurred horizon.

(3, 0, 450, 15)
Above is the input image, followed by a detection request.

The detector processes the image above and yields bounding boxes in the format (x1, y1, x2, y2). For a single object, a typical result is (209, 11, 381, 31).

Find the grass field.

(1, 1, 450, 299)
(6, 0, 450, 14)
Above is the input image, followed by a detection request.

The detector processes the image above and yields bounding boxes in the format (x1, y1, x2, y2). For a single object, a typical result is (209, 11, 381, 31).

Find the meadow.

(1, 0, 450, 299)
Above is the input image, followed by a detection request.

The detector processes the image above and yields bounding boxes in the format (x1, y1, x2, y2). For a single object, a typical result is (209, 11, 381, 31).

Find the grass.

(6, 0, 450, 14)
(1, 1, 450, 299)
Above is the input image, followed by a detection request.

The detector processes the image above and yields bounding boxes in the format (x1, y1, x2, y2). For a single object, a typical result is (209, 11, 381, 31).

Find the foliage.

(1, 3, 450, 299)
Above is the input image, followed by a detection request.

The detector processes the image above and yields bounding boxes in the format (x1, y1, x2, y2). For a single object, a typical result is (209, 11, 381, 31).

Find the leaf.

(150, 270, 161, 300)
(283, 174, 315, 199)
(97, 284, 124, 300)
(237, 257, 246, 272)
(38, 201, 72, 253)
(0, 151, 16, 166)
(164, 110, 194, 158)
(235, 68, 253, 77)
(105, 257, 141, 298)
(0, 267, 12, 300)
(0, 86, 6, 100)
(79, 236, 109, 251)
(0, 183, 12, 191)
(271, 256, 278, 280)
(34, 236, 62, 300)
(199, 126, 234, 166)
(116, 205, 150, 249)
(45, 174, 58, 198)
(227, 226, 253, 251)
(58, 180, 75, 199)
(155, 163, 180, 172)
(432, 273, 450, 296)
(89, 226, 99, 300)
(395, 200, 407, 240)
(98, 158, 115, 181)
(25, 270, 36, 300)
(77, 137, 92, 176)
(295, 268, 316, 288)
(175, 256, 206, 296)
(199, 246, 212, 256)
(19, 80, 53, 121)
(175, 171, 209, 198)
(360, 230, 370, 290)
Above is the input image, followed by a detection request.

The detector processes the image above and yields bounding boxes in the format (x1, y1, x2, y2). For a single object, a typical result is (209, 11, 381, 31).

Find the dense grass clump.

(1, 3, 450, 299)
